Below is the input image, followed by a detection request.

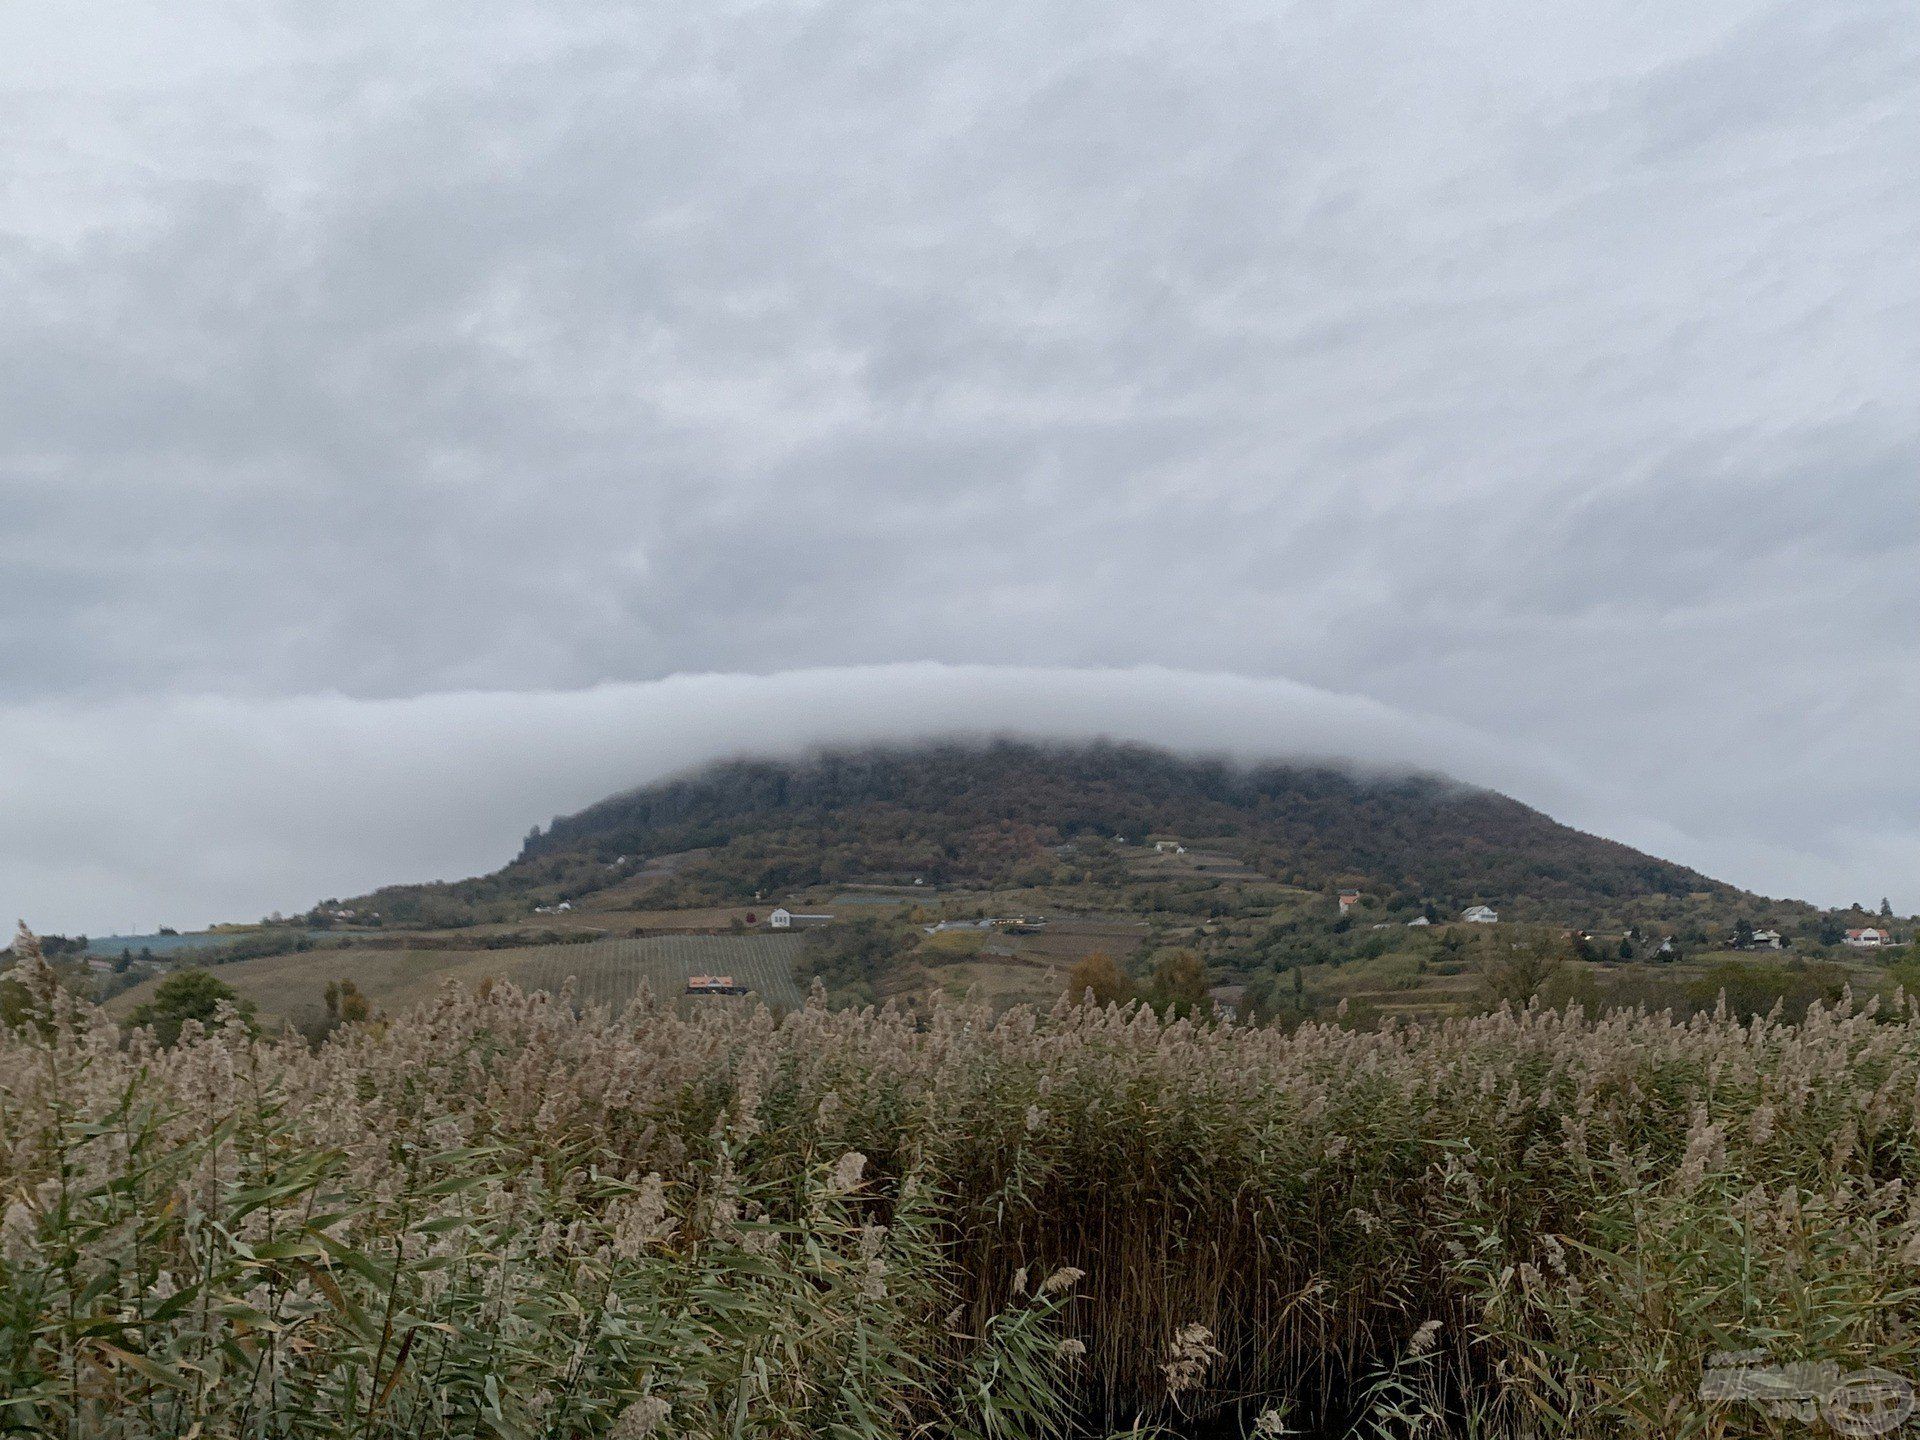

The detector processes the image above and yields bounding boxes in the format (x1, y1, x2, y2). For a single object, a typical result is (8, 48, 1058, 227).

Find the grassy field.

(108, 945, 510, 1029)
(111, 933, 810, 1026)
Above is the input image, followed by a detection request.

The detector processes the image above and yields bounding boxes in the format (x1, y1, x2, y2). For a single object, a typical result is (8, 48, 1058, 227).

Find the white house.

(1338, 890, 1362, 914)
(1462, 905, 1499, 924)
(1845, 927, 1893, 949)
(769, 908, 833, 929)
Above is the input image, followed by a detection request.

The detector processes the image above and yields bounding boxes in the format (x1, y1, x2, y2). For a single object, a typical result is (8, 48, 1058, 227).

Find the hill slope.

(529, 739, 1723, 903)
(114, 738, 1875, 1028)
(344, 738, 1742, 927)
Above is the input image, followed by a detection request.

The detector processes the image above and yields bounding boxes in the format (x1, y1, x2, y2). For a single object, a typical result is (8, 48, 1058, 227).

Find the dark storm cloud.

(1, 0, 1916, 926)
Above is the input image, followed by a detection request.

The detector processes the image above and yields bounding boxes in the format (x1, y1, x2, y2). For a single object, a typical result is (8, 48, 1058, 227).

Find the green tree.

(128, 969, 255, 1047)
(1687, 961, 1846, 1022)
(1144, 949, 1209, 1019)
(1476, 931, 1570, 1011)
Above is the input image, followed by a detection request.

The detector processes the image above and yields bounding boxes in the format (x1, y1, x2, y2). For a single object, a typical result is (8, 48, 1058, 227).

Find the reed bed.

(5, 927, 1920, 1438)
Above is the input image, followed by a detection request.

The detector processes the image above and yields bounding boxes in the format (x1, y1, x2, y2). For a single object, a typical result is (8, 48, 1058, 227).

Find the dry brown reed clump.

(6, 922, 1920, 1438)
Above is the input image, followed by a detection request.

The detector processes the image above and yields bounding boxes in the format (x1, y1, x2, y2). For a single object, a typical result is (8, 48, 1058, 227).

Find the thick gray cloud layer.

(2, 1, 1916, 929)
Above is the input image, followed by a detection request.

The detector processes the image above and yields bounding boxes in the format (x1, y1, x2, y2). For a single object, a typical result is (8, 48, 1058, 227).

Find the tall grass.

(6, 925, 1920, 1437)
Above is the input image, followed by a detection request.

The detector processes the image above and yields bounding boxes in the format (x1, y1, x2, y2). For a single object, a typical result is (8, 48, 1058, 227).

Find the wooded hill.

(340, 738, 1755, 928)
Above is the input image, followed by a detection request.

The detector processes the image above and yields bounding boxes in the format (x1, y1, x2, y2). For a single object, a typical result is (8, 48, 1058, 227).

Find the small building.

(1845, 928, 1893, 949)
(1749, 929, 1782, 949)
(1338, 891, 1362, 915)
(1462, 905, 1499, 924)
(768, 908, 833, 929)
(686, 975, 746, 996)
(1406, 916, 1432, 927)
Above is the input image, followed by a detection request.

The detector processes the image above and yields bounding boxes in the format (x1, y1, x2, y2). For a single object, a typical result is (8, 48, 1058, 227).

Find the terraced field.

(510, 933, 809, 1010)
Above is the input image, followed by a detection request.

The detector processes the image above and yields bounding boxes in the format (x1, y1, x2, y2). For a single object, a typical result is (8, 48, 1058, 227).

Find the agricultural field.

(510, 933, 809, 1010)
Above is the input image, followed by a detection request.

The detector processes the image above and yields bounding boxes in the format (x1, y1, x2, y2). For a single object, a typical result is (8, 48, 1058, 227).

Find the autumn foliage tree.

(1063, 950, 1132, 1006)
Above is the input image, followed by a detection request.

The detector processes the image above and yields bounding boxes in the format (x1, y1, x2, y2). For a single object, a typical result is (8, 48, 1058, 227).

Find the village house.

(1338, 890, 1362, 914)
(1844, 927, 1893, 949)
(1749, 929, 1782, 949)
(1461, 905, 1499, 924)
(768, 908, 834, 929)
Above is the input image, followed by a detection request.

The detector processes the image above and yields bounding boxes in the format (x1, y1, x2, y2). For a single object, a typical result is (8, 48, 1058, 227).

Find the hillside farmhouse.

(768, 908, 834, 929)
(1845, 927, 1894, 949)
(1462, 905, 1499, 924)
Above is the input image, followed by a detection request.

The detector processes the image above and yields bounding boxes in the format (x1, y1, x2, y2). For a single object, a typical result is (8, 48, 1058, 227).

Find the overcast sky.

(3, 0, 1916, 933)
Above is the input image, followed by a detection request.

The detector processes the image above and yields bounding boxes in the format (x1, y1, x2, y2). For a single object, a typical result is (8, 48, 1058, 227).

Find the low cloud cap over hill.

(4, 663, 1909, 935)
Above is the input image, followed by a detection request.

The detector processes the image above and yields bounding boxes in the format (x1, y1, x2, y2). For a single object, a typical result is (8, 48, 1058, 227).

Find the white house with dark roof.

(769, 908, 833, 929)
